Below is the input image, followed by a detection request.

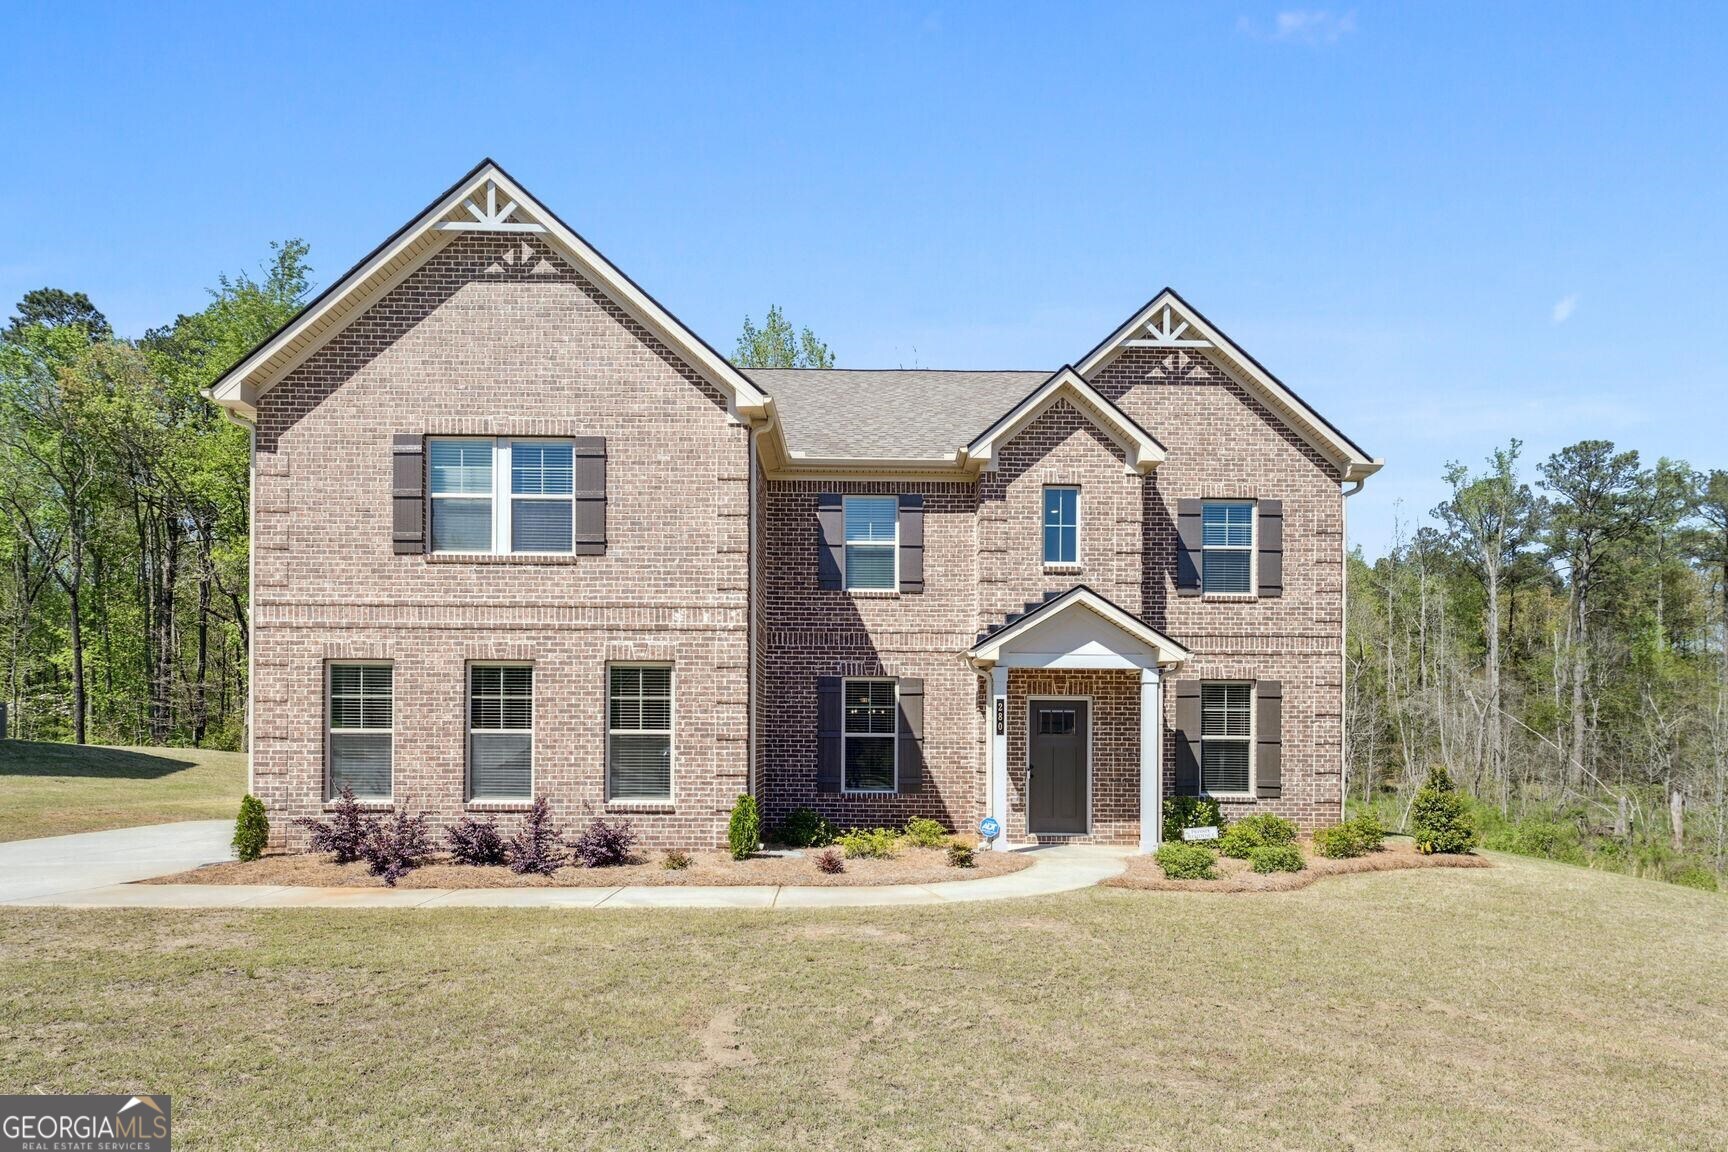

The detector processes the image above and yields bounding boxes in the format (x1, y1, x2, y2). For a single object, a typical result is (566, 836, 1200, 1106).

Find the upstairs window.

(843, 496, 897, 591)
(469, 665, 533, 800)
(429, 440, 495, 553)
(843, 678, 897, 792)
(1201, 502, 1254, 593)
(1043, 486, 1079, 565)
(1200, 682, 1253, 794)
(328, 663, 392, 800)
(430, 438, 574, 555)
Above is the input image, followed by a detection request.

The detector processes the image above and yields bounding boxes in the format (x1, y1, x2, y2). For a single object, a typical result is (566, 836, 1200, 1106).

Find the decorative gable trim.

(967, 584, 1191, 669)
(963, 367, 1165, 476)
(206, 159, 770, 424)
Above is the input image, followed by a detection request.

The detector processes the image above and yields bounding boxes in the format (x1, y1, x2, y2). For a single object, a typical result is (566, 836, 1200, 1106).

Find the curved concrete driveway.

(0, 821, 1128, 910)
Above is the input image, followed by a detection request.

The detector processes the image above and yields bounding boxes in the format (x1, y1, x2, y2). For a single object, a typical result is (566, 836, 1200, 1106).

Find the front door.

(1028, 699, 1088, 834)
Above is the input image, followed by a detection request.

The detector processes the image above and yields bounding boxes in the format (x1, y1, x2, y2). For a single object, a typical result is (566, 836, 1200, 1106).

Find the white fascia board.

(967, 587, 1190, 668)
(963, 368, 1164, 476)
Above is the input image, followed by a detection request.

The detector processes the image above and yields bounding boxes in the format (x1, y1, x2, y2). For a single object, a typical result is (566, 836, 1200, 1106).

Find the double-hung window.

(842, 678, 897, 792)
(608, 665, 673, 801)
(1200, 682, 1253, 795)
(1043, 486, 1079, 565)
(843, 496, 897, 591)
(328, 663, 392, 799)
(469, 665, 533, 800)
(1201, 502, 1254, 593)
(429, 438, 574, 555)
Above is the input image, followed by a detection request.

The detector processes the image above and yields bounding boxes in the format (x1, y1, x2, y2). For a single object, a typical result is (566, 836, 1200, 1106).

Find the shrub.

(814, 848, 845, 874)
(295, 785, 375, 863)
(776, 806, 836, 849)
(1670, 864, 1719, 892)
(507, 795, 567, 876)
(1155, 842, 1217, 880)
(1218, 813, 1298, 859)
(903, 817, 948, 848)
(838, 827, 900, 859)
(728, 794, 761, 861)
(1249, 843, 1306, 874)
(570, 819, 637, 868)
(1509, 819, 1586, 864)
(232, 795, 269, 862)
(445, 814, 507, 866)
(361, 802, 433, 887)
(1313, 822, 1367, 859)
(1347, 812, 1385, 852)
(662, 849, 693, 871)
(1411, 767, 1477, 855)
(946, 841, 976, 869)
(1163, 796, 1225, 844)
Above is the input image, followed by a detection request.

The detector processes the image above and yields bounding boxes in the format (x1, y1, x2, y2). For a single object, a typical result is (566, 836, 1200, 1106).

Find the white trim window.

(842, 678, 897, 792)
(1200, 682, 1253, 795)
(1043, 485, 1080, 565)
(843, 496, 897, 591)
(469, 664, 533, 800)
(429, 438, 574, 555)
(608, 665, 673, 801)
(1201, 502, 1254, 593)
(328, 663, 392, 799)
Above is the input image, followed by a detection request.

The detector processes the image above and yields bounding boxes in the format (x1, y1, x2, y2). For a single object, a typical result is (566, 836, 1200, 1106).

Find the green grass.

(0, 740, 246, 842)
(1, 855, 1723, 1149)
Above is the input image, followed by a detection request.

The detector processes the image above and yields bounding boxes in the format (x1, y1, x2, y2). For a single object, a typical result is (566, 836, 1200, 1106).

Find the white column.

(990, 664, 1010, 850)
(1139, 666, 1163, 854)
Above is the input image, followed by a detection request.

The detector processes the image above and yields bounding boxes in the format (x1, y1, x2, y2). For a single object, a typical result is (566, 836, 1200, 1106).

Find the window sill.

(841, 789, 897, 797)
(325, 797, 394, 810)
(466, 800, 534, 812)
(1201, 592, 1259, 603)
(846, 589, 900, 599)
(1043, 563, 1083, 574)
(426, 552, 592, 565)
(605, 800, 675, 814)
(1202, 792, 1256, 802)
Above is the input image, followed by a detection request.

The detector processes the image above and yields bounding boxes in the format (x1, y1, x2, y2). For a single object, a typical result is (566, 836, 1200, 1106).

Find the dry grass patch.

(0, 741, 245, 842)
(1110, 836, 1492, 892)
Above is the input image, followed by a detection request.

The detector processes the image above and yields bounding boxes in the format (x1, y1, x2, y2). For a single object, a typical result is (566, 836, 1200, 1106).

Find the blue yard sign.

(979, 817, 1000, 841)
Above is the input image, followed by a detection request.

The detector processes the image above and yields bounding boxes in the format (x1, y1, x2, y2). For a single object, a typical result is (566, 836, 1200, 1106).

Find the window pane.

(471, 666, 501, 695)
(844, 680, 896, 735)
(1202, 684, 1253, 736)
(360, 695, 393, 729)
(331, 733, 392, 798)
(639, 698, 672, 730)
(843, 496, 897, 543)
(429, 440, 494, 495)
(1202, 503, 1253, 547)
(471, 733, 532, 798)
(432, 498, 493, 552)
(330, 696, 363, 729)
(610, 666, 641, 697)
(330, 665, 362, 695)
(512, 498, 573, 552)
(1201, 741, 1251, 793)
(845, 544, 896, 590)
(1203, 549, 1252, 593)
(639, 667, 672, 697)
(610, 734, 671, 799)
(511, 441, 573, 496)
(844, 736, 896, 791)
(331, 665, 390, 731)
(471, 666, 531, 731)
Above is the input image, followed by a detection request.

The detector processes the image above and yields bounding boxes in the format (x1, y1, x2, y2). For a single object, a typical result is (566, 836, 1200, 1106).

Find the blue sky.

(3, 2, 1724, 555)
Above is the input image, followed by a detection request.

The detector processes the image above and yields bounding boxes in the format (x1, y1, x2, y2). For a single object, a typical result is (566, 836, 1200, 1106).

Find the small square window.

(1043, 487, 1079, 565)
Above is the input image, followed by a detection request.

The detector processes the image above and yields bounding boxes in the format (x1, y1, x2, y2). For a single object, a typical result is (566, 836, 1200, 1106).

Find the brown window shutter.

(1176, 498, 1202, 596)
(1257, 499, 1283, 598)
(898, 494, 924, 594)
(1256, 680, 1283, 799)
(816, 494, 844, 590)
(391, 434, 425, 554)
(1174, 679, 1202, 794)
(816, 676, 842, 792)
(896, 677, 924, 793)
(573, 437, 606, 555)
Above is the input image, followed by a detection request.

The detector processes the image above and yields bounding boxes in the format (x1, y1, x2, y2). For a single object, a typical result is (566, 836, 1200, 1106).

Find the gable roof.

(964, 367, 1165, 475)
(967, 585, 1191, 669)
(206, 159, 769, 423)
(1075, 287, 1382, 481)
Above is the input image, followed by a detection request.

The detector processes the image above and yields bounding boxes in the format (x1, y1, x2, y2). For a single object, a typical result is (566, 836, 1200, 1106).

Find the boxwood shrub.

(1248, 843, 1305, 874)
(1155, 842, 1217, 880)
(1218, 813, 1298, 859)
(1162, 796, 1225, 844)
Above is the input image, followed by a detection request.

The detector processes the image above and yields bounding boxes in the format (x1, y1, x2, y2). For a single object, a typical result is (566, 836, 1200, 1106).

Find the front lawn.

(0, 741, 245, 842)
(2, 854, 1723, 1149)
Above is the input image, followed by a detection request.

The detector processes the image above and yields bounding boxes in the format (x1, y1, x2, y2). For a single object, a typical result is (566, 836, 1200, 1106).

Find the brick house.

(208, 160, 1381, 853)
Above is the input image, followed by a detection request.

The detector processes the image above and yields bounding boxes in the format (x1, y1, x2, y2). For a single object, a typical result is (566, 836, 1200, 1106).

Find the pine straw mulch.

(139, 843, 1030, 890)
(1105, 836, 1493, 894)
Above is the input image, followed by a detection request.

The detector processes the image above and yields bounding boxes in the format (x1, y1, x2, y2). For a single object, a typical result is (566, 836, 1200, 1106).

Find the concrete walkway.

(0, 822, 1128, 910)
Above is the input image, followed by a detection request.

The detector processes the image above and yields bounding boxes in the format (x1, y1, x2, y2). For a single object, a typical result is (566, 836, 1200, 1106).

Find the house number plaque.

(995, 700, 1004, 735)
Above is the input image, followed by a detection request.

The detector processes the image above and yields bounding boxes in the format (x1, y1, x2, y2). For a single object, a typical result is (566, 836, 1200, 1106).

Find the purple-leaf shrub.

(569, 818, 637, 868)
(507, 795, 567, 876)
(361, 801, 433, 887)
(293, 784, 376, 863)
(815, 848, 845, 874)
(446, 814, 507, 866)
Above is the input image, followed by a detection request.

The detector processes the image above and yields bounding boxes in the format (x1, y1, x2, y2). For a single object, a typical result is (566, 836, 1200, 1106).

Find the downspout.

(1340, 475, 1366, 813)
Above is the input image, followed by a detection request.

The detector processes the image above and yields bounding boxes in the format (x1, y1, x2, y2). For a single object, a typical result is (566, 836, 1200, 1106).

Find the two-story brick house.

(208, 161, 1380, 853)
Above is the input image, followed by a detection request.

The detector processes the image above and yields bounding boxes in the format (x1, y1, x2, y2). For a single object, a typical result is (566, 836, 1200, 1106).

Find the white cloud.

(1238, 9, 1357, 45)
(1551, 294, 1579, 324)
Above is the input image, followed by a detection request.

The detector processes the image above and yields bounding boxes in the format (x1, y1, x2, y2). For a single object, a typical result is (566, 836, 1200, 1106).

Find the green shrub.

(946, 841, 976, 868)
(232, 795, 269, 862)
(1155, 842, 1217, 880)
(1347, 812, 1384, 851)
(1313, 822, 1366, 859)
(1218, 813, 1298, 858)
(837, 827, 900, 859)
(1411, 767, 1477, 855)
(661, 849, 693, 871)
(1162, 796, 1225, 844)
(776, 806, 836, 849)
(1249, 843, 1306, 874)
(1670, 865, 1719, 892)
(727, 794, 761, 861)
(903, 817, 949, 848)
(1509, 819, 1587, 864)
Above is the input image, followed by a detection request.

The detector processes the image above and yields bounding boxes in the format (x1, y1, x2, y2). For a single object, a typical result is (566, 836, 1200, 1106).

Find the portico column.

(990, 664, 1010, 850)
(1139, 666, 1163, 854)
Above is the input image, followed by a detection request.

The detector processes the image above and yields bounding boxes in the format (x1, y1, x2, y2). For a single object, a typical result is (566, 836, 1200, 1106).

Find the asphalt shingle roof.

(746, 368, 1052, 460)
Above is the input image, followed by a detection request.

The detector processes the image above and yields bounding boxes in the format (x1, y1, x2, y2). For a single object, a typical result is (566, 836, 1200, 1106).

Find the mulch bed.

(140, 844, 1030, 889)
(1106, 836, 1492, 893)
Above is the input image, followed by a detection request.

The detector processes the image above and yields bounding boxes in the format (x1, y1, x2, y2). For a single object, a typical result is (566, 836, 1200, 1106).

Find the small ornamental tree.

(728, 794, 761, 861)
(507, 795, 567, 876)
(232, 795, 269, 862)
(446, 814, 508, 866)
(362, 802, 433, 886)
(1411, 766, 1477, 855)
(295, 785, 375, 863)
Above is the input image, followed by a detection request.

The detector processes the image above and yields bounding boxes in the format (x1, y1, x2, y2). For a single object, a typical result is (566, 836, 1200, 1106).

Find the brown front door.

(1028, 699, 1088, 834)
